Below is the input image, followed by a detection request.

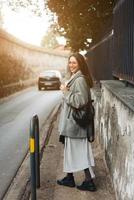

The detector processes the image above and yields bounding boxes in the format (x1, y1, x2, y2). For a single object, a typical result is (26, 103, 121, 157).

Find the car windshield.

(44, 72, 56, 76)
(40, 71, 61, 78)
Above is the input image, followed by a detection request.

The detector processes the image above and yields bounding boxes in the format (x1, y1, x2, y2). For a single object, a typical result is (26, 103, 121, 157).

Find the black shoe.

(57, 176, 75, 187)
(77, 180, 96, 191)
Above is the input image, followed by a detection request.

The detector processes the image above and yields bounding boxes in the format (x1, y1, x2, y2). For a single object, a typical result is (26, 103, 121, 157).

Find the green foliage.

(41, 25, 59, 49)
(45, 0, 115, 51)
(0, 4, 4, 28)
(5, 0, 43, 16)
(0, 54, 33, 86)
(0, 13, 3, 28)
(1, 0, 116, 51)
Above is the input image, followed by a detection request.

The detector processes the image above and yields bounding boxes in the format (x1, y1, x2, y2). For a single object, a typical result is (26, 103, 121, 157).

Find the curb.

(0, 80, 36, 99)
(0, 86, 36, 104)
(3, 104, 61, 200)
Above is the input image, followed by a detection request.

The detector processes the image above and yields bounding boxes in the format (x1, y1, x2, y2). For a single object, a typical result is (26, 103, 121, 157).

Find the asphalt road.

(0, 87, 62, 199)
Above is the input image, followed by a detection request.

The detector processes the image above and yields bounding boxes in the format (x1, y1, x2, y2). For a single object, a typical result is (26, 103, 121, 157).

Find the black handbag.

(59, 135, 65, 144)
(72, 101, 95, 128)
(72, 101, 95, 142)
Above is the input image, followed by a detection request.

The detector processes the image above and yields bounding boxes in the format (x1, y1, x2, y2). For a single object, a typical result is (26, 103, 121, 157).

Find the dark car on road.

(38, 70, 62, 90)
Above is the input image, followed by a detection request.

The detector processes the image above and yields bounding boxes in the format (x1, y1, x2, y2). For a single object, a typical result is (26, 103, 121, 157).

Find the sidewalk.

(35, 111, 116, 200)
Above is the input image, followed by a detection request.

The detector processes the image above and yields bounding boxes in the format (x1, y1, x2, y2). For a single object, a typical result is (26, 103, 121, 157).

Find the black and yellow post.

(34, 115, 40, 188)
(30, 117, 36, 200)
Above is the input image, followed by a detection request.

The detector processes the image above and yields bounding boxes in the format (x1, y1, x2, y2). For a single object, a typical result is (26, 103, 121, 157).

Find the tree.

(0, 12, 3, 28)
(45, 0, 116, 51)
(4, 0, 44, 16)
(41, 25, 59, 49)
(0, 2, 4, 28)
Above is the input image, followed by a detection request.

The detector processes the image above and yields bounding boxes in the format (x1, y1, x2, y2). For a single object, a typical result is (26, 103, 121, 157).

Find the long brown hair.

(69, 53, 93, 88)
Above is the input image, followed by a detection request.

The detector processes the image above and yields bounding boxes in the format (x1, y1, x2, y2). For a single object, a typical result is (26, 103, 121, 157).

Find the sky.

(1, 1, 66, 46)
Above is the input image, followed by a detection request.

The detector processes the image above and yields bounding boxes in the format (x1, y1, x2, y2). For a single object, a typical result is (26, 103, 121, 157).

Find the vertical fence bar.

(113, 0, 134, 84)
(86, 0, 134, 85)
(30, 118, 36, 200)
(34, 115, 40, 188)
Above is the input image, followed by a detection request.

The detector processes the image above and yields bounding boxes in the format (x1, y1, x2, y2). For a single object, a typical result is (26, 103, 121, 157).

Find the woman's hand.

(60, 84, 69, 92)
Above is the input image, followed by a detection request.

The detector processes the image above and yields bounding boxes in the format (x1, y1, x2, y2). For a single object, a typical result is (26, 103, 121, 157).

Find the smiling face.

(68, 56, 80, 74)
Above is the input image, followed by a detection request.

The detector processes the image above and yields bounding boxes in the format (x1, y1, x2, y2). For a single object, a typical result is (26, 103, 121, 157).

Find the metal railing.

(85, 0, 134, 85)
(85, 32, 113, 81)
(113, 0, 134, 84)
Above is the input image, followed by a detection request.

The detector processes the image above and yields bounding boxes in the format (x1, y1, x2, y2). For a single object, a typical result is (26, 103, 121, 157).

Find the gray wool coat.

(59, 70, 93, 139)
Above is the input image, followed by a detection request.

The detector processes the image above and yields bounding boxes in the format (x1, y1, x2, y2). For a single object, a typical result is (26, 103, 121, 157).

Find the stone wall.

(0, 29, 69, 75)
(92, 80, 134, 200)
(0, 29, 69, 97)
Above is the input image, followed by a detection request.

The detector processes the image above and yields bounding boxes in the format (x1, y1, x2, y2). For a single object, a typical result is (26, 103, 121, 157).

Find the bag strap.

(67, 73, 93, 107)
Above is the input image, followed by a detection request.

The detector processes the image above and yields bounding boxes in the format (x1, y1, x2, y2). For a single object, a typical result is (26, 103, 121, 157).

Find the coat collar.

(67, 70, 83, 87)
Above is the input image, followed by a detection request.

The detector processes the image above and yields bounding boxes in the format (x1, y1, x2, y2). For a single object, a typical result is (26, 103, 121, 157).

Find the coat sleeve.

(64, 77, 89, 109)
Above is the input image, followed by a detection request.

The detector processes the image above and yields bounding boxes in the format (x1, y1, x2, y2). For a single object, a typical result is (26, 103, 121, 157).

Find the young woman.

(57, 52, 96, 191)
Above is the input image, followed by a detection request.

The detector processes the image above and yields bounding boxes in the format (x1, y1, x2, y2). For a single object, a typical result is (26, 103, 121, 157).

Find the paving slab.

(35, 113, 116, 200)
(4, 104, 116, 200)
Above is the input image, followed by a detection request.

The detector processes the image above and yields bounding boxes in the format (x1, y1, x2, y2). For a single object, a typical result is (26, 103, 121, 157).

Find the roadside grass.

(0, 54, 34, 87)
